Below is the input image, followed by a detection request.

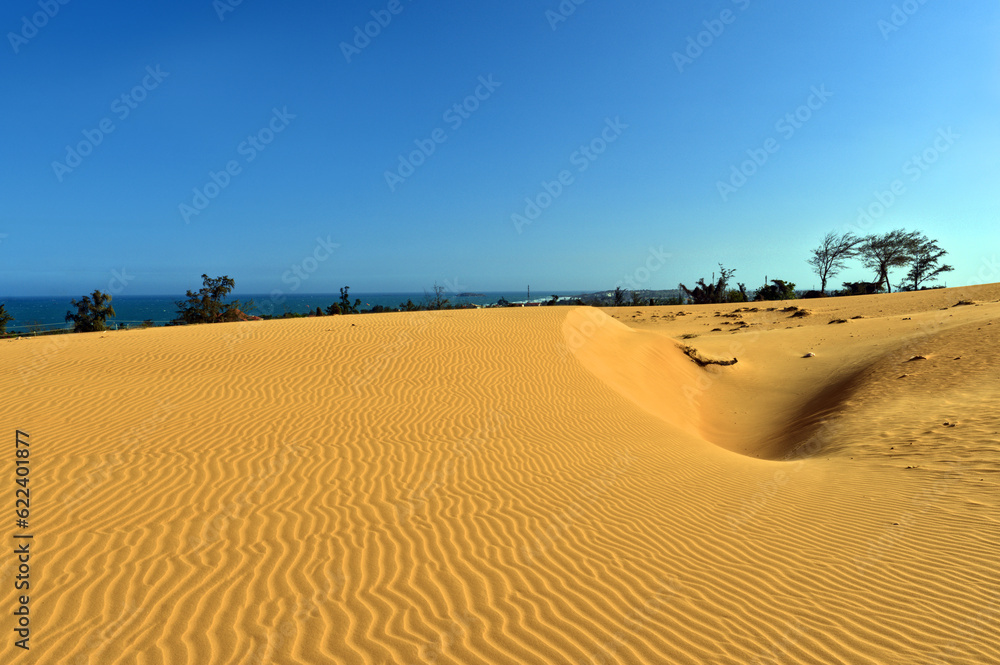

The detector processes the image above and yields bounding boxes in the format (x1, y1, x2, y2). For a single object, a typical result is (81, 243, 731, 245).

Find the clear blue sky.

(2, 0, 998, 297)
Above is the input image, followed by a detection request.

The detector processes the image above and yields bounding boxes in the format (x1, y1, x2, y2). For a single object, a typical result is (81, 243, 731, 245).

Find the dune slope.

(1, 285, 998, 664)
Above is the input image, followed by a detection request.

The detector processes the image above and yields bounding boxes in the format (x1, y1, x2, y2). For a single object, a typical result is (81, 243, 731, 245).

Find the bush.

(0, 304, 13, 334)
(840, 281, 883, 296)
(753, 279, 796, 301)
(679, 265, 738, 304)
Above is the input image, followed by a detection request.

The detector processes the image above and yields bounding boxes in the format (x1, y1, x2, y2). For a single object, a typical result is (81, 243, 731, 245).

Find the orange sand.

(1, 284, 998, 664)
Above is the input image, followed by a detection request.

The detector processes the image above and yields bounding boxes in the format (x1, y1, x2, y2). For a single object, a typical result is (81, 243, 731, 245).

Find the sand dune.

(2, 284, 998, 664)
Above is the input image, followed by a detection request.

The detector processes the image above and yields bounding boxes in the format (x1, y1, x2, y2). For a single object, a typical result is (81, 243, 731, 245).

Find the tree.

(339, 286, 361, 314)
(807, 231, 861, 293)
(905, 236, 953, 290)
(841, 281, 884, 296)
(175, 275, 247, 324)
(629, 291, 644, 307)
(0, 304, 14, 334)
(858, 229, 921, 294)
(66, 290, 116, 332)
(754, 279, 796, 301)
(726, 289, 747, 303)
(424, 283, 449, 310)
(612, 286, 626, 307)
(679, 264, 737, 304)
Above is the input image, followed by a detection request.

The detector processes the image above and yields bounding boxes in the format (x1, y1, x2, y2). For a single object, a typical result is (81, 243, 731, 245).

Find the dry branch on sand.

(680, 344, 738, 367)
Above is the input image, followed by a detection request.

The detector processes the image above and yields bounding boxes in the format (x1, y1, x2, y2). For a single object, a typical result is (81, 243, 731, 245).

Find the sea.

(0, 291, 591, 333)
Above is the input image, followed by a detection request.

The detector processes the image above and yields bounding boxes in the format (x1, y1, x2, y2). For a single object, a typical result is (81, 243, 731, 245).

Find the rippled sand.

(2, 283, 998, 664)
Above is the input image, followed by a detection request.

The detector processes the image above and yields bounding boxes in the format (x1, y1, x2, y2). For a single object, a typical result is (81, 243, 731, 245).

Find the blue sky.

(2, 0, 998, 297)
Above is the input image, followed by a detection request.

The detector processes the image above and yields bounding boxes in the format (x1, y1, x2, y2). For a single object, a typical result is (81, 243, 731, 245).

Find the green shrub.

(175, 275, 251, 323)
(66, 290, 116, 332)
(753, 279, 796, 301)
(0, 304, 13, 334)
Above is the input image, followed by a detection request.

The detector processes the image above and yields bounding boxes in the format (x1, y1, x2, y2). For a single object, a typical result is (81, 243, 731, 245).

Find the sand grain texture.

(2, 285, 999, 664)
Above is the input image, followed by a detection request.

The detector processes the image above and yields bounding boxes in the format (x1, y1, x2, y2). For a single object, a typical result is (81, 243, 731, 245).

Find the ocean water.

(0, 291, 585, 333)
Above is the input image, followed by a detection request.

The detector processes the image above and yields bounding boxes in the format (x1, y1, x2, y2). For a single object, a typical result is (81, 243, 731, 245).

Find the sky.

(2, 0, 999, 297)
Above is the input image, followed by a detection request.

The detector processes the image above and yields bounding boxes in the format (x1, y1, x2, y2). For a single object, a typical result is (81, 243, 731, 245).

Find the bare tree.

(424, 283, 450, 310)
(807, 231, 861, 293)
(905, 235, 953, 290)
(858, 229, 921, 294)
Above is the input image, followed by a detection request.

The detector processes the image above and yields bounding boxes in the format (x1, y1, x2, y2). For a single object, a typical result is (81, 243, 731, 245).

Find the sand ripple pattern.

(0, 304, 997, 664)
